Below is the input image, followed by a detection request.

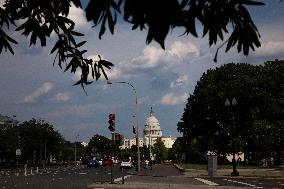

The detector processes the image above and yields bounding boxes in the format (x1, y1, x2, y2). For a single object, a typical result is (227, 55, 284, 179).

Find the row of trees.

(85, 134, 182, 164)
(0, 119, 181, 167)
(0, 118, 85, 167)
(178, 60, 284, 165)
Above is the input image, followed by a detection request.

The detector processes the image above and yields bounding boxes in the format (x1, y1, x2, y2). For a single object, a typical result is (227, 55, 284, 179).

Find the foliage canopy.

(0, 0, 265, 88)
(177, 60, 284, 163)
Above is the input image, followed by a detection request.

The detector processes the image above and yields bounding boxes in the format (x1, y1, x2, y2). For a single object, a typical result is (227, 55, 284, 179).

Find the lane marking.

(195, 178, 219, 186)
(224, 179, 263, 188)
(114, 175, 132, 182)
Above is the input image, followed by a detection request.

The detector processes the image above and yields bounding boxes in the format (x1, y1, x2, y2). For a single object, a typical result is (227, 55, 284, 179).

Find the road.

(0, 165, 129, 189)
(1, 164, 284, 188)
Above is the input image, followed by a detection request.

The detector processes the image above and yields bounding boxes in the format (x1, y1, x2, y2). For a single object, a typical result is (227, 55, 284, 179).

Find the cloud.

(46, 104, 91, 118)
(23, 82, 53, 103)
(131, 41, 200, 69)
(68, 3, 91, 29)
(105, 67, 123, 80)
(170, 75, 189, 88)
(254, 41, 284, 56)
(53, 92, 71, 102)
(159, 93, 188, 105)
(132, 46, 164, 68)
(168, 41, 200, 58)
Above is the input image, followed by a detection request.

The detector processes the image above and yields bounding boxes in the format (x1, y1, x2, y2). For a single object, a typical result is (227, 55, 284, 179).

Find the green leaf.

(30, 31, 37, 46)
(70, 30, 84, 36)
(100, 59, 114, 69)
(242, 0, 265, 6)
(73, 80, 81, 86)
(108, 12, 115, 34)
(75, 41, 87, 48)
(51, 40, 61, 54)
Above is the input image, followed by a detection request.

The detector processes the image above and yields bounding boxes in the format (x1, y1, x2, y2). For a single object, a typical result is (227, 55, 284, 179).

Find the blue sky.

(0, 1, 284, 143)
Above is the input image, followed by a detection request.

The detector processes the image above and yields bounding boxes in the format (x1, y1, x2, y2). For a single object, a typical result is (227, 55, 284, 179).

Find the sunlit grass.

(178, 163, 263, 170)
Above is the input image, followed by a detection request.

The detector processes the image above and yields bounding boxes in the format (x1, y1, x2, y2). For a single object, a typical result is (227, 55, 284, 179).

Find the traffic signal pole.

(107, 81, 141, 172)
(107, 114, 116, 184)
(111, 131, 114, 184)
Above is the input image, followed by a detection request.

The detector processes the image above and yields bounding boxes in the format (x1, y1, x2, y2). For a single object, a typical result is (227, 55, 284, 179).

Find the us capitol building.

(120, 108, 176, 151)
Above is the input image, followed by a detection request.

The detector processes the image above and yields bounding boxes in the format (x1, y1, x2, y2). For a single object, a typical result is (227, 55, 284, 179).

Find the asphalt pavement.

(88, 163, 284, 189)
(1, 164, 284, 189)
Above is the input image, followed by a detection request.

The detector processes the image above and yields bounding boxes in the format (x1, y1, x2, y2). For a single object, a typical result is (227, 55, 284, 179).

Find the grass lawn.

(178, 163, 263, 170)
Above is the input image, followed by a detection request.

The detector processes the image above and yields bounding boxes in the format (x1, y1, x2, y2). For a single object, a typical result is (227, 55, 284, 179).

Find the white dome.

(144, 108, 162, 135)
(143, 107, 163, 148)
(145, 115, 160, 130)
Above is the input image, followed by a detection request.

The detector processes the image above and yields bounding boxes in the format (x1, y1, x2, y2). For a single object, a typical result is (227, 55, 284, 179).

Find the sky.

(0, 1, 284, 143)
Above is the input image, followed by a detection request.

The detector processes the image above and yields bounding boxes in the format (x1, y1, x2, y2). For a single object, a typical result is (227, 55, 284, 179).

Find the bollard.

(24, 164, 27, 176)
(36, 167, 39, 174)
(208, 155, 217, 177)
(30, 167, 33, 175)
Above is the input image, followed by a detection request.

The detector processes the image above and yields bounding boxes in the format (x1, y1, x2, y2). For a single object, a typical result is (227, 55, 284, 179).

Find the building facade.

(120, 108, 176, 150)
(0, 114, 18, 127)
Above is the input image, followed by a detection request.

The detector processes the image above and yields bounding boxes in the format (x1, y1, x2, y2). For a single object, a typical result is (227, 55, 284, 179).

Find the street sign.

(16, 149, 21, 156)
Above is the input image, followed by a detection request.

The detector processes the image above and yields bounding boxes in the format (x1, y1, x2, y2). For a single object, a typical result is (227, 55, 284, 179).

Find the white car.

(120, 159, 133, 169)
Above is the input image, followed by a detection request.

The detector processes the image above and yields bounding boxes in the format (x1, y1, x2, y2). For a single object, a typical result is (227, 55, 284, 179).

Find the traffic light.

(132, 125, 137, 134)
(108, 113, 115, 132)
(114, 133, 122, 146)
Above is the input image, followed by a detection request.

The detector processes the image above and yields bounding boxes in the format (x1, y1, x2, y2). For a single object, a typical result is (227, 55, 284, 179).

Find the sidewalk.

(88, 163, 282, 189)
(180, 167, 284, 178)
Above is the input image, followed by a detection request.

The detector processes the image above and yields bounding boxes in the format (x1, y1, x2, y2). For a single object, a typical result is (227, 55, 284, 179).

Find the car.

(87, 160, 99, 168)
(98, 159, 103, 166)
(120, 159, 133, 169)
(102, 158, 112, 166)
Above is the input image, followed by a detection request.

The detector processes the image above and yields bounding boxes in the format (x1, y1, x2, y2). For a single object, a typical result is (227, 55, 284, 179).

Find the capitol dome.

(143, 107, 162, 139)
(145, 114, 160, 131)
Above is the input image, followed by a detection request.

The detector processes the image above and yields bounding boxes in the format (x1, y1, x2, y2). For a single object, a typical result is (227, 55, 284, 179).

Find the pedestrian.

(145, 159, 149, 169)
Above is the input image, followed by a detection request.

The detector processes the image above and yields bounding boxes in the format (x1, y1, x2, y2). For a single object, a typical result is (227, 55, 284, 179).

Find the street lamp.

(107, 80, 141, 172)
(74, 133, 79, 167)
(225, 98, 239, 176)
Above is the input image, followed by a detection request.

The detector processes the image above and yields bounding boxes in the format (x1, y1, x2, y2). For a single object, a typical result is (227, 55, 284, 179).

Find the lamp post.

(225, 98, 239, 176)
(74, 133, 79, 167)
(107, 80, 141, 172)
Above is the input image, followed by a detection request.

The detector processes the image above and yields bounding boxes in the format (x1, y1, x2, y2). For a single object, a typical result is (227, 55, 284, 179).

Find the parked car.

(98, 159, 103, 166)
(102, 158, 112, 166)
(81, 156, 92, 166)
(120, 159, 133, 169)
(87, 160, 99, 168)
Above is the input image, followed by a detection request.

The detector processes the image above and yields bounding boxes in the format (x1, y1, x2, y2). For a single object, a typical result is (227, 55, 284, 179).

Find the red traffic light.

(109, 113, 115, 120)
(108, 113, 115, 132)
(114, 133, 123, 146)
(133, 125, 137, 134)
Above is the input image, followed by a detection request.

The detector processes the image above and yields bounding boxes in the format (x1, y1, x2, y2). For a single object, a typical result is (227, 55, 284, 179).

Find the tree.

(177, 60, 284, 164)
(0, 0, 265, 88)
(13, 118, 65, 165)
(0, 123, 18, 163)
(168, 138, 183, 162)
(0, 120, 64, 166)
(86, 134, 113, 158)
(152, 137, 168, 162)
